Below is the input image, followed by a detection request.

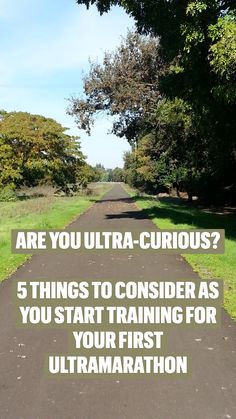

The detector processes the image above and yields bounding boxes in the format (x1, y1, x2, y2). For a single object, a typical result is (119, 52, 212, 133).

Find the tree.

(91, 164, 124, 182)
(68, 32, 161, 145)
(0, 111, 86, 192)
(68, 31, 208, 200)
(112, 167, 124, 182)
(123, 106, 196, 197)
(92, 164, 109, 181)
(74, 1, 236, 203)
(77, 163, 98, 187)
(208, 13, 236, 104)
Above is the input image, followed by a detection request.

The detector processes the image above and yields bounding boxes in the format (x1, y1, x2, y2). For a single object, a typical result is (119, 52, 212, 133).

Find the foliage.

(92, 164, 124, 182)
(0, 185, 17, 202)
(0, 111, 87, 193)
(208, 13, 236, 103)
(74, 1, 236, 203)
(78, 164, 98, 188)
(209, 13, 236, 79)
(92, 164, 109, 182)
(109, 167, 124, 182)
(68, 32, 161, 144)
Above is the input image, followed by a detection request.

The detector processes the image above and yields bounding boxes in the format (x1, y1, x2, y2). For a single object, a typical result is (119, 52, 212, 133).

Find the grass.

(0, 183, 111, 282)
(124, 184, 236, 319)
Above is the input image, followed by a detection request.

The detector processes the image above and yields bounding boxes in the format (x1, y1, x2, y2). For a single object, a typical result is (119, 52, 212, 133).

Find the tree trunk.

(187, 192, 193, 203)
(176, 183, 180, 198)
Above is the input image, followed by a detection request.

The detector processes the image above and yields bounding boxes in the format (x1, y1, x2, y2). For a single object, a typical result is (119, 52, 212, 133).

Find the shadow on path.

(103, 193, 236, 241)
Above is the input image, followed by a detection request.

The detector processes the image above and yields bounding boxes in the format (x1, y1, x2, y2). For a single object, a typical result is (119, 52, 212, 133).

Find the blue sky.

(0, 0, 133, 168)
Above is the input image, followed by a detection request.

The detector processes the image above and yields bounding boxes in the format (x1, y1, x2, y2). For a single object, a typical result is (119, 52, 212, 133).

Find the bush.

(0, 186, 18, 202)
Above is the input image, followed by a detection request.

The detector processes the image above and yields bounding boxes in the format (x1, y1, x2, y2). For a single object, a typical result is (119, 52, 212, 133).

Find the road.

(0, 184, 235, 419)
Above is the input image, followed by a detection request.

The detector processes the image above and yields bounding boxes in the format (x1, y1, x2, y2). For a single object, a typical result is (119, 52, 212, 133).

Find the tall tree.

(68, 32, 161, 145)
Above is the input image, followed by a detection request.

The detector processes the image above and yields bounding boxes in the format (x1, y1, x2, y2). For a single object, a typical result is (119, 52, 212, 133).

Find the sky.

(0, 0, 134, 168)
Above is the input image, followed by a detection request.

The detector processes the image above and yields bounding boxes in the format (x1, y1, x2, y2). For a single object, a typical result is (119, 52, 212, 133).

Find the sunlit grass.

(125, 185, 236, 319)
(0, 183, 111, 282)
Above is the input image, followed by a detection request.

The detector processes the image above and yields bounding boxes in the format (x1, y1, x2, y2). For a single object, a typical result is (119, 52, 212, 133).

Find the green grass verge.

(0, 183, 111, 282)
(124, 184, 236, 319)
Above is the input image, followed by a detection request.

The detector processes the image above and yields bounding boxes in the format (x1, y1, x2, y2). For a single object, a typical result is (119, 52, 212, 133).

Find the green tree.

(68, 32, 205, 200)
(112, 167, 124, 182)
(92, 164, 109, 181)
(0, 111, 86, 192)
(75, 1, 236, 203)
(77, 163, 98, 188)
(208, 13, 236, 104)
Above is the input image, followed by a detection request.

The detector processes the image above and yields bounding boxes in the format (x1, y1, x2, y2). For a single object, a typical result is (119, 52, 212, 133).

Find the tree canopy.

(72, 0, 236, 203)
(92, 164, 124, 182)
(0, 111, 91, 192)
(68, 32, 161, 144)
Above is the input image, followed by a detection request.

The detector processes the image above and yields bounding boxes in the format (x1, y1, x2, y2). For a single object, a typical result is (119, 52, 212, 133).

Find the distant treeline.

(70, 0, 236, 204)
(92, 164, 124, 183)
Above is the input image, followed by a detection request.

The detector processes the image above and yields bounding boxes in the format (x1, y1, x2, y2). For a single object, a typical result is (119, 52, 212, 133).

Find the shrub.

(0, 186, 18, 202)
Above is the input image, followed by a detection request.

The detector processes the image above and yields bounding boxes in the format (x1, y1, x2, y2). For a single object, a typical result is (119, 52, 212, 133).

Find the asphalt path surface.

(0, 184, 235, 419)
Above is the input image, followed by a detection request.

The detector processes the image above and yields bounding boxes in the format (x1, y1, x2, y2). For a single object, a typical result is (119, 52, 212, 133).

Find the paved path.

(0, 184, 235, 419)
